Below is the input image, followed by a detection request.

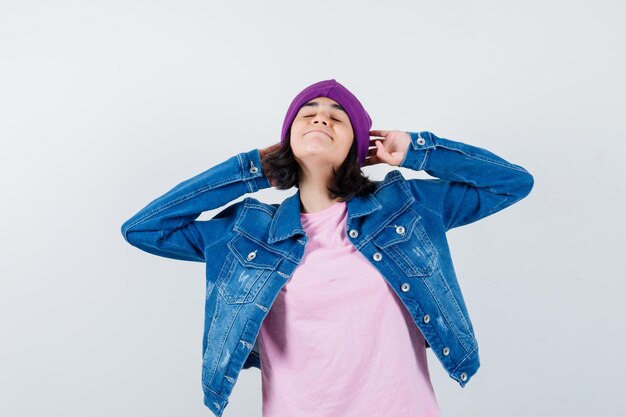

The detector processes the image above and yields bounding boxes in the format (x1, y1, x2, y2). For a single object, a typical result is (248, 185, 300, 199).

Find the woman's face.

(289, 96, 354, 171)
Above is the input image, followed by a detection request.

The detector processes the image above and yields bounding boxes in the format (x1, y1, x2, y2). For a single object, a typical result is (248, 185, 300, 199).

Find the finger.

(368, 137, 386, 146)
(364, 155, 381, 166)
(369, 130, 389, 137)
(374, 140, 391, 161)
(368, 142, 381, 151)
(368, 140, 385, 154)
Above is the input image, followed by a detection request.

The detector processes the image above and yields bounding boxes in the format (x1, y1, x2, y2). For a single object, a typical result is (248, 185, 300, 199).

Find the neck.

(297, 164, 341, 214)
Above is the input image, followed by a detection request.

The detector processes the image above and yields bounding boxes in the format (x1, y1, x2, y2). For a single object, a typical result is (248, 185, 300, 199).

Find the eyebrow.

(302, 100, 347, 113)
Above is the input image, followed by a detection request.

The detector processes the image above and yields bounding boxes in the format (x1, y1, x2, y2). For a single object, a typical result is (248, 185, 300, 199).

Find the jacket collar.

(267, 170, 413, 244)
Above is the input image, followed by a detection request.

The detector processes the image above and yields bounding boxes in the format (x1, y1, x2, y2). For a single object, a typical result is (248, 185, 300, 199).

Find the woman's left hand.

(364, 130, 412, 167)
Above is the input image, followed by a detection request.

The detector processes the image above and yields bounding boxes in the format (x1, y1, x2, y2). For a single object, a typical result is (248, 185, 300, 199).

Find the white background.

(1, 0, 624, 416)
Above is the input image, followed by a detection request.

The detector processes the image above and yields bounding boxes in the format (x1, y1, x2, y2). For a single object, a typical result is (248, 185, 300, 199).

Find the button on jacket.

(120, 131, 534, 417)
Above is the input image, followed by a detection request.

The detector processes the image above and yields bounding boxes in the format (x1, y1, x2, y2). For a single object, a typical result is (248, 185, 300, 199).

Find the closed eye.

(303, 115, 341, 122)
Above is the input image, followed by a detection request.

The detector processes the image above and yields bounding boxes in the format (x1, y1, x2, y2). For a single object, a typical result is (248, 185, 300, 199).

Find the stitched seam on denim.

(379, 216, 417, 246)
(422, 274, 471, 351)
(434, 143, 529, 173)
(411, 284, 456, 368)
(164, 223, 204, 255)
(243, 199, 275, 216)
(124, 153, 247, 233)
(236, 152, 244, 173)
(441, 187, 459, 232)
(382, 223, 436, 276)
(396, 172, 415, 198)
(485, 188, 510, 215)
(203, 299, 226, 385)
(432, 171, 483, 230)
(221, 317, 255, 390)
(216, 254, 244, 303)
(278, 249, 303, 264)
(418, 149, 431, 171)
(187, 223, 205, 250)
(387, 244, 433, 276)
(204, 202, 243, 252)
(269, 197, 289, 241)
(228, 236, 279, 272)
(413, 200, 441, 218)
(375, 171, 403, 190)
(123, 174, 242, 233)
(347, 193, 383, 224)
(205, 232, 232, 252)
(365, 184, 414, 240)
(244, 162, 255, 194)
(438, 272, 471, 334)
(158, 240, 204, 260)
(381, 245, 415, 275)
(202, 386, 227, 401)
(404, 178, 443, 219)
(232, 229, 286, 260)
(233, 214, 285, 256)
(211, 302, 245, 387)
(451, 342, 478, 374)
(429, 168, 474, 184)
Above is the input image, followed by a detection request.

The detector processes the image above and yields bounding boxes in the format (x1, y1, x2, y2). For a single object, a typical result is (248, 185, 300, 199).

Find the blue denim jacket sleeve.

(120, 148, 271, 262)
(400, 131, 534, 231)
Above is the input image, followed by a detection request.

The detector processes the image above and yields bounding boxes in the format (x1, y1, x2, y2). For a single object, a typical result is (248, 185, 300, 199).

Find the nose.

(311, 111, 331, 125)
(313, 117, 329, 126)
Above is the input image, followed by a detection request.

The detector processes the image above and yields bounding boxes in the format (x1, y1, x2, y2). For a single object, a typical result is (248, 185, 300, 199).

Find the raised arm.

(120, 148, 271, 262)
(400, 131, 534, 231)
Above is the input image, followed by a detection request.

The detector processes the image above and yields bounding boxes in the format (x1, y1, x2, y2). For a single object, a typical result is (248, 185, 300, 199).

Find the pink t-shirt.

(257, 200, 441, 417)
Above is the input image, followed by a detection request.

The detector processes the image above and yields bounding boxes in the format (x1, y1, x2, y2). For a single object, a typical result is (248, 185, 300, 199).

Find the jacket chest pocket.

(372, 207, 438, 277)
(216, 233, 282, 304)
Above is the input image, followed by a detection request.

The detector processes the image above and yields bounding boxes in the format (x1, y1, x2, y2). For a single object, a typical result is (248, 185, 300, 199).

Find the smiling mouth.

(306, 130, 332, 139)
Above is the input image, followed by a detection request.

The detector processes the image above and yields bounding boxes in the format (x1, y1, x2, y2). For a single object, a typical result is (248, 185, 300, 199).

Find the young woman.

(121, 79, 534, 417)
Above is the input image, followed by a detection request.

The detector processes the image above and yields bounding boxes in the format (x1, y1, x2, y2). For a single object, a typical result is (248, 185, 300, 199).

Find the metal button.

(247, 250, 257, 261)
(395, 225, 405, 235)
(442, 347, 450, 356)
(460, 372, 468, 382)
(349, 229, 359, 238)
(401, 283, 410, 292)
(416, 134, 426, 146)
(423, 314, 430, 324)
(249, 161, 259, 174)
(373, 252, 382, 261)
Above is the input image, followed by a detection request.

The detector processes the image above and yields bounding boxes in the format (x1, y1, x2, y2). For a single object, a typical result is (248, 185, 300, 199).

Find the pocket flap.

(227, 233, 282, 270)
(372, 209, 422, 248)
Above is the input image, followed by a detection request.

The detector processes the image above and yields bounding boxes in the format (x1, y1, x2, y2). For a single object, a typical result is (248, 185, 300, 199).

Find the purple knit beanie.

(280, 79, 373, 167)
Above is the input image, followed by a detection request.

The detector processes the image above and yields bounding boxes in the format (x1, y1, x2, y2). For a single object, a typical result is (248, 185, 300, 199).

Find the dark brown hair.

(260, 131, 378, 202)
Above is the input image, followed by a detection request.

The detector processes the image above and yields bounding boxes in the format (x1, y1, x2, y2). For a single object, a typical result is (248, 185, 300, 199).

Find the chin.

(295, 151, 335, 164)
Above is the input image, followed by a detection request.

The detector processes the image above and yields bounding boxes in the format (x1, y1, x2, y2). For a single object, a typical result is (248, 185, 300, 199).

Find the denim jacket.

(120, 131, 534, 417)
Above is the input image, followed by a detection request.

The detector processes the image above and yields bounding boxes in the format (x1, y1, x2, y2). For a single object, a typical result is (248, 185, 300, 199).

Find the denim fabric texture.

(120, 131, 534, 417)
